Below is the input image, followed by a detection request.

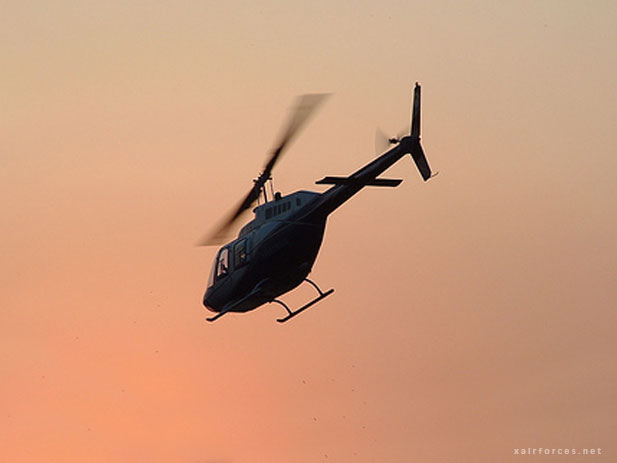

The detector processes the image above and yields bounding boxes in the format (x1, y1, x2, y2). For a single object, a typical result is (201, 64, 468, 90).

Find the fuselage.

(203, 83, 431, 318)
(203, 138, 418, 315)
(203, 191, 326, 313)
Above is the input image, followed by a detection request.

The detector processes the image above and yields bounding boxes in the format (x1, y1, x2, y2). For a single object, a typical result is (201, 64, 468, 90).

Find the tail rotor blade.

(375, 127, 390, 154)
(375, 126, 408, 155)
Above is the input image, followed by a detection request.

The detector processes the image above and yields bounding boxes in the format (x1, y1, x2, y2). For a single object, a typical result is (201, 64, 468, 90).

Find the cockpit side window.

(216, 247, 229, 279)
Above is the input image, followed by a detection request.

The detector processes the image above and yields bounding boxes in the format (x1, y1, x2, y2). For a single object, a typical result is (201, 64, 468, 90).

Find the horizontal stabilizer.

(316, 176, 402, 187)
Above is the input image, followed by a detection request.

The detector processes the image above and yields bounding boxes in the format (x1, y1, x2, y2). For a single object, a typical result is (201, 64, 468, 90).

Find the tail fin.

(411, 82, 421, 138)
(409, 82, 432, 181)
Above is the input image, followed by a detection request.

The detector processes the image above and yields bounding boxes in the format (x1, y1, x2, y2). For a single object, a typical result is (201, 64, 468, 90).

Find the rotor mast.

(256, 176, 275, 204)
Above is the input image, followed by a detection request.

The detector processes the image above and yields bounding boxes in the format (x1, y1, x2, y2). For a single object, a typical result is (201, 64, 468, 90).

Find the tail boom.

(312, 83, 434, 217)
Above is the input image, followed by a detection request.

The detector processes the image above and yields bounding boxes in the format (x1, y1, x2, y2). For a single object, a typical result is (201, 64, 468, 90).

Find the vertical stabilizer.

(411, 82, 421, 138)
(409, 82, 432, 181)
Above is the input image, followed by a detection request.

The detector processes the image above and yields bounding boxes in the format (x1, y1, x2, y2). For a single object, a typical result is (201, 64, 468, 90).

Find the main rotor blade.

(263, 93, 330, 176)
(196, 186, 258, 246)
(197, 93, 329, 246)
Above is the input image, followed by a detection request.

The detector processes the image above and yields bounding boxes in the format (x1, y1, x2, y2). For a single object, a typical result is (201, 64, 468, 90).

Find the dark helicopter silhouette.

(199, 83, 434, 323)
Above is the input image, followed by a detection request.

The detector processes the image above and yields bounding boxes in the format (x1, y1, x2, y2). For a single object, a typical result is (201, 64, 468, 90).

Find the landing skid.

(273, 278, 334, 323)
(206, 310, 229, 322)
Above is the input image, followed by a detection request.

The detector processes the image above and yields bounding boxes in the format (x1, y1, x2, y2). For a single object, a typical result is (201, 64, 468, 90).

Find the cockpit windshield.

(217, 248, 229, 277)
(207, 257, 217, 288)
(207, 247, 229, 288)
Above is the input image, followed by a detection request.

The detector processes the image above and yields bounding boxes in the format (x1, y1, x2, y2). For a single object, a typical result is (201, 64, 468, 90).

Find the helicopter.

(199, 83, 434, 323)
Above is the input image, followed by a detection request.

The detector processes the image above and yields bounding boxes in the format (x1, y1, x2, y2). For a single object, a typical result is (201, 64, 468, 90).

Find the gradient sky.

(2, 1, 616, 461)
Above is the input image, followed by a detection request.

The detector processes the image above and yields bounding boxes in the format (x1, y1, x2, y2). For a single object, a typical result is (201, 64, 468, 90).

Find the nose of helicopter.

(203, 288, 216, 312)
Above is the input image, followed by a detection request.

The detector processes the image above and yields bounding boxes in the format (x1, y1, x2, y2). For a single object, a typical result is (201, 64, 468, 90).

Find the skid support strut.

(273, 278, 334, 323)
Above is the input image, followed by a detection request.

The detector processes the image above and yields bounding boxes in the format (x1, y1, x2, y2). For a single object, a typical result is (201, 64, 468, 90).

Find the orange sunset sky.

(2, 1, 616, 462)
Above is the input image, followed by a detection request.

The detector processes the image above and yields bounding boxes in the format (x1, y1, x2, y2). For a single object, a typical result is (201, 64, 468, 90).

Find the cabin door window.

(234, 239, 248, 268)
